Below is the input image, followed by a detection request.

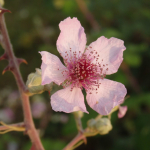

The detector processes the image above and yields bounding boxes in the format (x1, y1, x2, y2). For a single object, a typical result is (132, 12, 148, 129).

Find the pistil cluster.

(61, 47, 109, 93)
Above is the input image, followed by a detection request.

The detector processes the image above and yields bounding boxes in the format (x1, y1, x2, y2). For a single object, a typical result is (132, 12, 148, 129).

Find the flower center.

(63, 54, 100, 90)
(62, 48, 109, 92)
(72, 55, 97, 80)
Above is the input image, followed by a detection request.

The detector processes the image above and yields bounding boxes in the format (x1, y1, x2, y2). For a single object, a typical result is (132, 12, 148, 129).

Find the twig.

(73, 112, 87, 144)
(63, 133, 85, 150)
(63, 113, 102, 150)
(73, 113, 84, 133)
(0, 6, 44, 150)
(0, 122, 24, 131)
(0, 121, 25, 134)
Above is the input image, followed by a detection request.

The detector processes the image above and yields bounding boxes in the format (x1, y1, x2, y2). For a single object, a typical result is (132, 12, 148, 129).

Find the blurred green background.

(0, 0, 150, 149)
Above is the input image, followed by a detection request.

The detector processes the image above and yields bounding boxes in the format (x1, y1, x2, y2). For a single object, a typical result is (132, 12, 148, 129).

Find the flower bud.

(26, 68, 44, 94)
(95, 118, 112, 135)
(26, 68, 53, 94)
(84, 118, 99, 137)
(87, 118, 97, 129)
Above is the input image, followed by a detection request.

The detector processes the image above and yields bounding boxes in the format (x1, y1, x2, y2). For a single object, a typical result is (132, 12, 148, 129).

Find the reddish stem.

(63, 133, 85, 150)
(0, 7, 44, 150)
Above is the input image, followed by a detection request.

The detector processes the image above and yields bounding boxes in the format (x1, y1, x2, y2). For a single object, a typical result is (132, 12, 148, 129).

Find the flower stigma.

(61, 46, 109, 93)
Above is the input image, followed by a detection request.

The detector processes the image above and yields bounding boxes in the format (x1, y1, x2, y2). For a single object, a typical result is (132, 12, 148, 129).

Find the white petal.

(86, 79, 127, 115)
(51, 85, 88, 113)
(39, 51, 67, 85)
(85, 36, 126, 75)
(57, 17, 86, 61)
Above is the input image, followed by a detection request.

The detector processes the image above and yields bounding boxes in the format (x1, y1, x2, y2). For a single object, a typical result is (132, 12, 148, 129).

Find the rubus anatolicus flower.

(39, 17, 127, 115)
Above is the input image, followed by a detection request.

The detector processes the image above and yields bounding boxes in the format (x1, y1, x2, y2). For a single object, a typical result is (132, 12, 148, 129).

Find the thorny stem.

(63, 117, 86, 150)
(0, 7, 44, 150)
(63, 133, 85, 150)
(63, 127, 97, 150)
(63, 113, 103, 150)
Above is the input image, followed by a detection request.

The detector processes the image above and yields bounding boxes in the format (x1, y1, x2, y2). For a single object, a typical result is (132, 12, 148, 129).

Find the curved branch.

(0, 6, 44, 150)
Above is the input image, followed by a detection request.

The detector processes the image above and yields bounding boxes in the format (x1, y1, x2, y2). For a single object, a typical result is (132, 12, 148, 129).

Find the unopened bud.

(84, 119, 98, 137)
(95, 118, 112, 135)
(26, 68, 44, 94)
(87, 118, 97, 130)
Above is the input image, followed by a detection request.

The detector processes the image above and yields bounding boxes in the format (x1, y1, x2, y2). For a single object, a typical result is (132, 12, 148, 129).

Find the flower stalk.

(63, 133, 85, 150)
(73, 111, 84, 133)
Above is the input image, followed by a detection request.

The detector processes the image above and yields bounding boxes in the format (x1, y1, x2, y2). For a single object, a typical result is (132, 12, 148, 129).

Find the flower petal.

(39, 51, 67, 85)
(57, 17, 86, 61)
(51, 85, 88, 113)
(118, 105, 127, 118)
(86, 79, 127, 115)
(85, 36, 126, 75)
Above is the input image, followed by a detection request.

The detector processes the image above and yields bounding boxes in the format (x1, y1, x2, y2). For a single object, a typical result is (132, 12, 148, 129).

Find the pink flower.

(39, 17, 127, 115)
